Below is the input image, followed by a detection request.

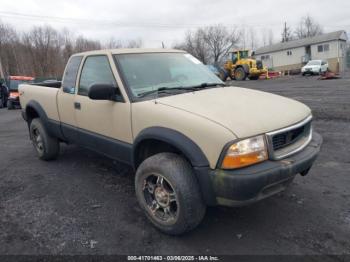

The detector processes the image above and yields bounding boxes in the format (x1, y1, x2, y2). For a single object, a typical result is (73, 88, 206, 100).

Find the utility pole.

(282, 22, 287, 42)
(282, 22, 291, 43)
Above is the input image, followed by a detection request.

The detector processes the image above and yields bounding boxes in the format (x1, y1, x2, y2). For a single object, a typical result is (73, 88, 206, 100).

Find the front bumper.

(302, 68, 319, 74)
(196, 132, 322, 207)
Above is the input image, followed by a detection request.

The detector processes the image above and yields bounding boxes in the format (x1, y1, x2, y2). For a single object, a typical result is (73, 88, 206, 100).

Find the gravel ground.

(0, 75, 349, 256)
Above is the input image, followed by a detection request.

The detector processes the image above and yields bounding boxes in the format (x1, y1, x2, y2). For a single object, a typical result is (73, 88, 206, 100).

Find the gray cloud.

(0, 0, 349, 47)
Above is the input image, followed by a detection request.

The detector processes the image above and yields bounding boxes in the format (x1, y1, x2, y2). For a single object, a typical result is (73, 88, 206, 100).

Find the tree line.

(0, 22, 142, 79)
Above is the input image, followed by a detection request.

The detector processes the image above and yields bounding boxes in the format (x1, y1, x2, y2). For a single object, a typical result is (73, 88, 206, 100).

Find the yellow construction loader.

(221, 49, 267, 81)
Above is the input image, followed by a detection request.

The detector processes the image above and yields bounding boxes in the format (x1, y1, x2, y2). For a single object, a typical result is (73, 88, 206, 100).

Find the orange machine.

(7, 76, 35, 109)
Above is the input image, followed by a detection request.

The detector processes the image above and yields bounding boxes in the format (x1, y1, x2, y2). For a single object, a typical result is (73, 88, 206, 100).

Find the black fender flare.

(133, 127, 216, 205)
(24, 100, 64, 140)
(25, 100, 50, 126)
(133, 127, 209, 168)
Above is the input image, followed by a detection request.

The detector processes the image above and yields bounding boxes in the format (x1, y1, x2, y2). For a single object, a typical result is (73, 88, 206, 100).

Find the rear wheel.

(234, 67, 247, 81)
(30, 118, 60, 160)
(135, 153, 206, 235)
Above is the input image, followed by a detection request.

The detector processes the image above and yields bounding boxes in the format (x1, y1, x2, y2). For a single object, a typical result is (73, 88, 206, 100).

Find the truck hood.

(156, 86, 311, 138)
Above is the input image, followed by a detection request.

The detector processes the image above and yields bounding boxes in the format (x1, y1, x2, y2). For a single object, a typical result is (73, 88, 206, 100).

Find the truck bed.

(19, 83, 61, 122)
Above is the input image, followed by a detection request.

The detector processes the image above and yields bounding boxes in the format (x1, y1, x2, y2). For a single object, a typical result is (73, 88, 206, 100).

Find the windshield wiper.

(184, 82, 226, 90)
(137, 87, 186, 98)
(137, 83, 225, 98)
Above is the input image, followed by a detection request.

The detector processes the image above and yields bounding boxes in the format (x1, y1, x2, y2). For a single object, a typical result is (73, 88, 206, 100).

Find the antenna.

(153, 86, 158, 104)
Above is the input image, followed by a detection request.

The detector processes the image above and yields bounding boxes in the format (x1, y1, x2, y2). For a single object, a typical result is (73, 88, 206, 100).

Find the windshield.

(239, 51, 249, 59)
(115, 53, 223, 98)
(307, 60, 321, 66)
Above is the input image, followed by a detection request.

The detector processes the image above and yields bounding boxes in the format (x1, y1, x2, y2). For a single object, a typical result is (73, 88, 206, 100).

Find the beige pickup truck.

(19, 49, 322, 235)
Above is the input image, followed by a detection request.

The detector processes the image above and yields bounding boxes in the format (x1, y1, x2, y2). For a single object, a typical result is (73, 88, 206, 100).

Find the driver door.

(74, 54, 132, 158)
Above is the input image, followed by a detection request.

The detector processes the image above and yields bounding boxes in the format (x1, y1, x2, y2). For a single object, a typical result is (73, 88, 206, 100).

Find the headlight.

(221, 135, 268, 169)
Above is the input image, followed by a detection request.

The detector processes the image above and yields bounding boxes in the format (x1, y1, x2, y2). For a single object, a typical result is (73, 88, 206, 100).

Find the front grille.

(272, 123, 309, 150)
(266, 116, 313, 160)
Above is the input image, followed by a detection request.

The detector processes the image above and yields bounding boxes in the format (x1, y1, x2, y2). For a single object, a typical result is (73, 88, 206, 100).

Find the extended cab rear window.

(62, 56, 83, 94)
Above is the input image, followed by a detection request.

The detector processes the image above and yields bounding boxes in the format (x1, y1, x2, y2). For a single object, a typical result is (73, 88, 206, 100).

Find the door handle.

(74, 102, 81, 110)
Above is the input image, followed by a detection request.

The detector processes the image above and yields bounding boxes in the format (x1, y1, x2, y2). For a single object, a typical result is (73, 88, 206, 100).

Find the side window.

(318, 45, 323, 53)
(62, 56, 83, 94)
(78, 56, 116, 96)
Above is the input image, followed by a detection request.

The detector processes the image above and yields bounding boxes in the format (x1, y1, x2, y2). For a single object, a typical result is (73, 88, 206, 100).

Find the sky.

(0, 0, 349, 48)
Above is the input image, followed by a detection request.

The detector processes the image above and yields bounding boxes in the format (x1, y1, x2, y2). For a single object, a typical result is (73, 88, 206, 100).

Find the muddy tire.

(234, 67, 247, 81)
(135, 152, 206, 235)
(29, 118, 59, 160)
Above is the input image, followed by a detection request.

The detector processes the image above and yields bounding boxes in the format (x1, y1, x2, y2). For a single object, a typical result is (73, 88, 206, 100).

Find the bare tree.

(202, 25, 240, 63)
(126, 38, 143, 48)
(295, 15, 323, 39)
(22, 26, 64, 77)
(173, 29, 210, 64)
(105, 37, 123, 49)
(240, 27, 247, 50)
(249, 28, 257, 50)
(0, 21, 144, 78)
(0, 21, 20, 76)
(74, 35, 101, 53)
(175, 25, 240, 64)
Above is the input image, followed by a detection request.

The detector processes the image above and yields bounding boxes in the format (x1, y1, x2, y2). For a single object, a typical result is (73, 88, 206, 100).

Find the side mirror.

(88, 83, 117, 100)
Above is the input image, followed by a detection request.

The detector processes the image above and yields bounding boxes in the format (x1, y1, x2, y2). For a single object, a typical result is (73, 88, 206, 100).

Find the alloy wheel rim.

(142, 174, 178, 224)
(32, 127, 44, 153)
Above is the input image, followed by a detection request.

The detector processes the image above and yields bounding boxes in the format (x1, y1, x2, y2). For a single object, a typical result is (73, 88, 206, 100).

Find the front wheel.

(135, 153, 206, 235)
(234, 67, 247, 81)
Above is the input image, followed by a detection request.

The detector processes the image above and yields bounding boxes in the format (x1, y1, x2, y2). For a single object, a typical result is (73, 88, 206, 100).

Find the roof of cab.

(73, 48, 185, 56)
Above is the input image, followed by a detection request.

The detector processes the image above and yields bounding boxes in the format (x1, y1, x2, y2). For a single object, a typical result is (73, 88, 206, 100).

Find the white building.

(255, 31, 348, 73)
